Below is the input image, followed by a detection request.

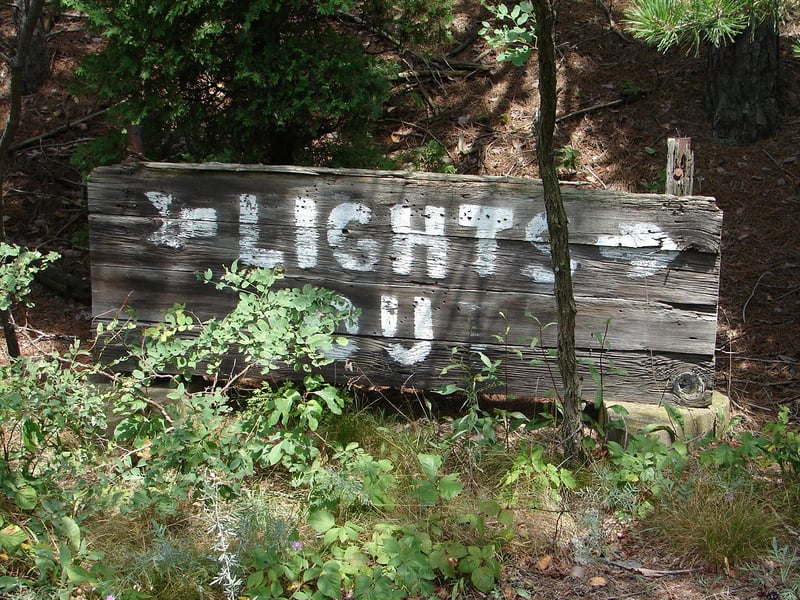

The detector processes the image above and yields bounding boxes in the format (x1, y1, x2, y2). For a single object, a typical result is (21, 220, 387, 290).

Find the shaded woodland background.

(1, 0, 798, 421)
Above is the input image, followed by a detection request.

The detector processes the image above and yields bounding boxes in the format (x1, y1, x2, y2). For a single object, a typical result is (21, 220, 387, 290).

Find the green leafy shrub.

(555, 145, 581, 172)
(698, 407, 799, 479)
(479, 1, 537, 66)
(761, 406, 800, 478)
(402, 140, 456, 173)
(601, 434, 688, 516)
(63, 0, 452, 168)
(0, 260, 360, 596)
(0, 243, 58, 311)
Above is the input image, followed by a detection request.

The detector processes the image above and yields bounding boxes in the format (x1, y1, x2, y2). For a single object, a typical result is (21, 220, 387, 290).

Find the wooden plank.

(89, 214, 722, 306)
(93, 331, 714, 408)
(88, 165, 722, 252)
(90, 266, 717, 356)
(88, 162, 723, 407)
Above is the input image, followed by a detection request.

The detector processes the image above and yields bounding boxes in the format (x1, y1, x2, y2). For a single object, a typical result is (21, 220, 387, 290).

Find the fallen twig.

(762, 148, 799, 181)
(742, 270, 771, 323)
(394, 65, 490, 81)
(603, 559, 701, 577)
(9, 108, 108, 152)
(555, 98, 624, 123)
(595, 0, 634, 43)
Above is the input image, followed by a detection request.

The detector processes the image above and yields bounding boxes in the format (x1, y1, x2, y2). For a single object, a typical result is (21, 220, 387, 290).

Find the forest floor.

(1, 1, 799, 598)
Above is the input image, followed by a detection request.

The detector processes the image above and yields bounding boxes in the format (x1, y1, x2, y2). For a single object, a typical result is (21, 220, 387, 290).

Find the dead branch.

(595, 0, 634, 43)
(555, 98, 624, 123)
(394, 63, 490, 82)
(603, 558, 701, 577)
(762, 148, 799, 181)
(9, 108, 108, 152)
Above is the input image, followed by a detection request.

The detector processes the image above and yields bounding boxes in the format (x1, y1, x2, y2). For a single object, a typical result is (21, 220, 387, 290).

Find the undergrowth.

(0, 246, 798, 599)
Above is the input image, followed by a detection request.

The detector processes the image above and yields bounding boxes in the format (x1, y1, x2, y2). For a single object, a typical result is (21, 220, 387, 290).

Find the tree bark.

(1, 309, 21, 358)
(532, 0, 583, 461)
(705, 21, 780, 144)
(1, 0, 46, 358)
(13, 0, 49, 94)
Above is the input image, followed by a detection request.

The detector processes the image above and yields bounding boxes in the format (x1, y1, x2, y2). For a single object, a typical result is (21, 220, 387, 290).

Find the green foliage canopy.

(623, 0, 799, 54)
(63, 0, 451, 165)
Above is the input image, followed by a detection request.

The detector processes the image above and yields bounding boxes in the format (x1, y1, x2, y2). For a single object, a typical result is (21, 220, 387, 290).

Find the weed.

(743, 539, 800, 600)
(643, 168, 667, 192)
(116, 521, 215, 599)
(602, 433, 688, 516)
(3, 249, 798, 599)
(761, 406, 800, 478)
(555, 145, 581, 172)
(621, 80, 643, 100)
(479, 2, 537, 66)
(403, 140, 456, 173)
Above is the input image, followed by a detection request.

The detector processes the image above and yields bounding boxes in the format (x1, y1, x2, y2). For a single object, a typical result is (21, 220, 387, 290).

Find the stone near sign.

(88, 163, 723, 407)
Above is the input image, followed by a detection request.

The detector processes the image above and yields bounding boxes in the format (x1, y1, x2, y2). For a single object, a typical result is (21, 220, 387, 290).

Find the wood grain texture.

(89, 163, 723, 406)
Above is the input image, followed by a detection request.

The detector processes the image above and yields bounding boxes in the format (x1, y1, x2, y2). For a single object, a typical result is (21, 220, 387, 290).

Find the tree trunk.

(14, 0, 49, 94)
(2, 0, 46, 358)
(705, 21, 780, 144)
(532, 0, 584, 462)
(1, 309, 21, 358)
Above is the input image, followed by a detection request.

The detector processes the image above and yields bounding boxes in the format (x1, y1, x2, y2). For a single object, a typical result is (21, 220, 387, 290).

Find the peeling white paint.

(522, 264, 556, 284)
(390, 205, 448, 279)
(327, 202, 381, 271)
(522, 211, 578, 283)
(294, 197, 318, 269)
(458, 204, 514, 276)
(457, 301, 481, 312)
(525, 211, 548, 242)
(239, 193, 284, 267)
(598, 224, 679, 278)
(597, 223, 678, 250)
(381, 294, 433, 365)
(387, 341, 432, 366)
(141, 190, 694, 369)
(146, 192, 217, 250)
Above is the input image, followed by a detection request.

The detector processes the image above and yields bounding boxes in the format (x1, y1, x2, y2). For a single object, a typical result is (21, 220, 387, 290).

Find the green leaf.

(0, 576, 23, 592)
(64, 562, 97, 585)
(14, 486, 37, 511)
(21, 419, 41, 452)
(417, 453, 442, 480)
(0, 525, 28, 553)
(663, 402, 685, 435)
(309, 509, 336, 534)
(497, 509, 514, 530)
(438, 473, 464, 499)
(559, 468, 577, 490)
(413, 479, 440, 508)
(471, 564, 496, 593)
(316, 561, 341, 598)
(59, 517, 82, 553)
(435, 382, 461, 395)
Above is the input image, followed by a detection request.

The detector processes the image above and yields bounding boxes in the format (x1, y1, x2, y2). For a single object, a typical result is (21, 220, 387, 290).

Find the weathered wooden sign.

(88, 163, 723, 407)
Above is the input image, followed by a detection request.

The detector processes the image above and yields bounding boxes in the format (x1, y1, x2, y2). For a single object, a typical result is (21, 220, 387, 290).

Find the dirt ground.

(1, 2, 799, 598)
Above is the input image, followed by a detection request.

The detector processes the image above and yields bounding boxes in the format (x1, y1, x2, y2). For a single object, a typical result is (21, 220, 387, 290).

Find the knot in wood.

(672, 167, 684, 181)
(672, 371, 705, 403)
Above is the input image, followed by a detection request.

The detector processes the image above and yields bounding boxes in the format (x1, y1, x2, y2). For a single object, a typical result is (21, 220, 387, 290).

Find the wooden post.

(666, 137, 694, 196)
